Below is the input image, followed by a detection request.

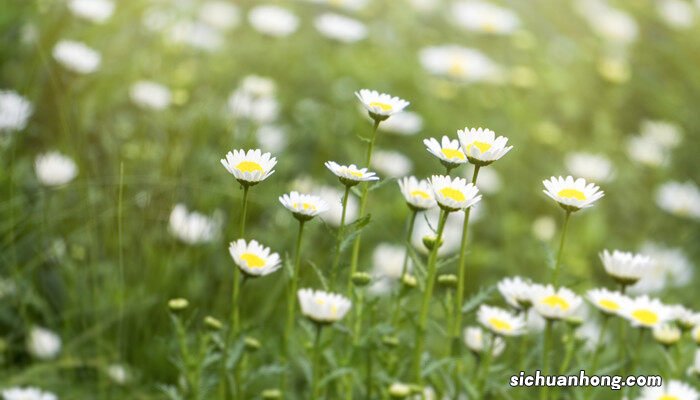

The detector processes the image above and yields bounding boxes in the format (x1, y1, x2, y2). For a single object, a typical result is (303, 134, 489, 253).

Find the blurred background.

(1, 0, 699, 397)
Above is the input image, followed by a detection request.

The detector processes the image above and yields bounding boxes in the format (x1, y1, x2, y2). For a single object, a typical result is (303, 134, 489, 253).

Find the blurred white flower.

(464, 326, 506, 357)
(0, 90, 32, 132)
(314, 13, 367, 43)
(565, 152, 614, 183)
(452, 1, 520, 35)
(638, 380, 700, 400)
(419, 45, 503, 83)
(467, 165, 501, 194)
(129, 80, 172, 111)
(629, 243, 694, 295)
(600, 249, 652, 286)
(531, 215, 556, 242)
(575, 321, 608, 352)
(228, 76, 279, 124)
(256, 124, 287, 153)
(640, 120, 682, 149)
(355, 89, 410, 121)
(168, 204, 221, 245)
(168, 21, 223, 51)
(316, 185, 358, 226)
(477, 304, 526, 336)
(626, 134, 666, 167)
(371, 150, 412, 178)
(655, 181, 700, 220)
(378, 111, 423, 135)
(68, 0, 114, 24)
(371, 243, 409, 280)
(2, 387, 57, 400)
(657, 0, 695, 29)
(35, 151, 78, 187)
(297, 288, 352, 323)
(27, 326, 61, 360)
(576, 0, 638, 45)
(106, 363, 130, 385)
(52, 40, 101, 74)
(620, 295, 671, 328)
(532, 285, 582, 320)
(199, 1, 240, 31)
(307, 0, 368, 11)
(248, 5, 299, 37)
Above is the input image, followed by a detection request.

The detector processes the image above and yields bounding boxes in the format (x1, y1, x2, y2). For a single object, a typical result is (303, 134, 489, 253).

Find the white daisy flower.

(199, 1, 240, 31)
(576, 0, 638, 45)
(497, 276, 540, 310)
(248, 5, 299, 37)
(1, 387, 57, 400)
(531, 215, 556, 242)
(315, 185, 358, 226)
(457, 127, 513, 166)
(627, 134, 667, 167)
(464, 326, 506, 357)
(371, 243, 409, 280)
(419, 45, 503, 83)
(452, 1, 520, 35)
(106, 363, 130, 385)
(424, 136, 467, 170)
(411, 208, 467, 256)
(370, 150, 412, 179)
(314, 13, 367, 43)
(306, 0, 368, 11)
(221, 149, 277, 185)
(655, 181, 700, 220)
(27, 326, 61, 360)
(0, 90, 33, 132)
(532, 285, 582, 320)
(599, 249, 652, 286)
(542, 176, 604, 212)
(564, 152, 614, 183)
(586, 288, 629, 315)
(637, 380, 699, 400)
(228, 76, 279, 124)
(168, 21, 224, 52)
(379, 111, 423, 135)
(669, 305, 699, 329)
(168, 204, 220, 245)
(657, 0, 695, 29)
(640, 119, 682, 149)
(355, 89, 409, 121)
(129, 80, 172, 111)
(229, 239, 282, 277)
(297, 288, 352, 324)
(256, 124, 287, 153)
(620, 295, 671, 328)
(279, 191, 329, 221)
(429, 175, 482, 212)
(398, 176, 436, 211)
(477, 304, 526, 336)
(52, 40, 101, 74)
(653, 324, 682, 346)
(325, 161, 378, 187)
(35, 151, 78, 187)
(68, 0, 114, 24)
(629, 242, 693, 295)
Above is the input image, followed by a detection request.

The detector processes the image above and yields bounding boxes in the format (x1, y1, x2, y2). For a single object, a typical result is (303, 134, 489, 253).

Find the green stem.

(451, 165, 480, 399)
(174, 315, 196, 395)
(412, 209, 449, 383)
(551, 211, 571, 287)
(541, 320, 553, 400)
(475, 332, 494, 397)
(559, 325, 576, 374)
(590, 315, 609, 373)
(311, 324, 324, 400)
(286, 220, 306, 339)
(331, 185, 351, 288)
(391, 210, 417, 327)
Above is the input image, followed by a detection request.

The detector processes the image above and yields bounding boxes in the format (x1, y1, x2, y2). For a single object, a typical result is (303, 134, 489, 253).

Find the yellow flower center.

(488, 317, 513, 332)
(598, 299, 620, 311)
(448, 58, 466, 78)
(369, 101, 392, 112)
(632, 309, 658, 326)
(236, 161, 263, 173)
(347, 169, 363, 178)
(330, 304, 338, 316)
(541, 295, 570, 310)
(441, 148, 466, 160)
(557, 188, 587, 201)
(481, 20, 497, 33)
(410, 190, 431, 199)
(293, 202, 316, 211)
(440, 187, 466, 202)
(315, 297, 325, 305)
(241, 253, 265, 268)
(467, 141, 493, 154)
(659, 395, 680, 400)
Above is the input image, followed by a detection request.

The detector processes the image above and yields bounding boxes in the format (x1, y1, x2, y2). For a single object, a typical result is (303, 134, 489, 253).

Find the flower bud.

(204, 316, 222, 331)
(401, 274, 417, 288)
(422, 235, 443, 251)
(261, 389, 283, 399)
(352, 272, 372, 287)
(388, 382, 411, 398)
(168, 298, 189, 312)
(437, 274, 458, 288)
(244, 336, 261, 352)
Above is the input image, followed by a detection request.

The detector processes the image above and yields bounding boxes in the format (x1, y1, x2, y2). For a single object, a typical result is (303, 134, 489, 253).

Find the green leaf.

(461, 285, 495, 313)
(307, 260, 328, 290)
(339, 213, 371, 252)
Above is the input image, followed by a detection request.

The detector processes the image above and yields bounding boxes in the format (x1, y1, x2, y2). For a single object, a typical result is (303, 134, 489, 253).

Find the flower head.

(532, 285, 582, 320)
(637, 379, 699, 400)
(653, 324, 681, 346)
(297, 288, 352, 324)
(586, 288, 629, 316)
(621, 295, 671, 329)
(497, 276, 541, 310)
(27, 326, 61, 360)
(424, 136, 467, 170)
(452, 1, 520, 35)
(355, 89, 409, 121)
(2, 387, 57, 400)
(325, 161, 378, 187)
(229, 239, 282, 277)
(429, 175, 482, 211)
(130, 80, 172, 111)
(457, 127, 513, 166)
(168, 204, 221, 245)
(52, 40, 101, 74)
(248, 5, 299, 37)
(477, 305, 526, 336)
(221, 149, 277, 185)
(398, 176, 436, 211)
(655, 181, 700, 220)
(68, 0, 114, 23)
(0, 90, 33, 132)
(600, 249, 652, 286)
(279, 191, 329, 221)
(542, 176, 604, 212)
(314, 13, 367, 43)
(35, 151, 78, 186)
(463, 326, 506, 357)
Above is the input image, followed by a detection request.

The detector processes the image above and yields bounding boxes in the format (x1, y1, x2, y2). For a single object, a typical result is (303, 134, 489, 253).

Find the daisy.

(229, 239, 281, 277)
(314, 13, 367, 43)
(457, 127, 513, 166)
(542, 176, 604, 212)
(316, 184, 359, 226)
(464, 326, 506, 357)
(248, 5, 299, 37)
(653, 324, 681, 346)
(657, 0, 695, 29)
(199, 1, 240, 31)
(297, 288, 352, 324)
(52, 40, 101, 74)
(355, 89, 409, 122)
(693, 325, 700, 345)
(398, 176, 436, 211)
(379, 111, 423, 135)
(630, 242, 693, 294)
(655, 181, 700, 220)
(452, 1, 520, 35)
(669, 305, 699, 330)
(221, 149, 277, 185)
(564, 152, 614, 183)
(637, 380, 699, 400)
(419, 45, 502, 83)
(640, 119, 682, 149)
(532, 285, 582, 320)
(600, 249, 652, 286)
(325, 161, 378, 187)
(35, 151, 78, 186)
(586, 288, 629, 315)
(168, 204, 221, 245)
(620, 295, 671, 328)
(129, 80, 172, 111)
(424, 136, 467, 170)
(497, 276, 540, 310)
(371, 150, 412, 179)
(27, 326, 61, 360)
(68, 0, 114, 24)
(1, 387, 57, 400)
(477, 305, 526, 336)
(279, 191, 329, 221)
(0, 90, 33, 132)
(429, 175, 482, 211)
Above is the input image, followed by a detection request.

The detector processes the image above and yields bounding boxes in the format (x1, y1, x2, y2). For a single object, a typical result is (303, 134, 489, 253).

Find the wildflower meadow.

(1, 0, 700, 399)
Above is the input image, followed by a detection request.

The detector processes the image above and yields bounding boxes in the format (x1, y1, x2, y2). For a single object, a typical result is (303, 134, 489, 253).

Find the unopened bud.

(438, 274, 458, 288)
(352, 272, 372, 287)
(168, 298, 189, 312)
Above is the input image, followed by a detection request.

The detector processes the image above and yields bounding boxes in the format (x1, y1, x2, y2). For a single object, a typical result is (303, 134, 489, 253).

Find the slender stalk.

(233, 185, 250, 334)
(551, 211, 571, 286)
(559, 325, 576, 374)
(391, 210, 417, 327)
(311, 324, 324, 400)
(117, 162, 125, 356)
(590, 315, 609, 373)
(451, 165, 480, 399)
(475, 333, 494, 397)
(541, 320, 553, 400)
(331, 185, 351, 288)
(412, 209, 449, 383)
(286, 220, 306, 338)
